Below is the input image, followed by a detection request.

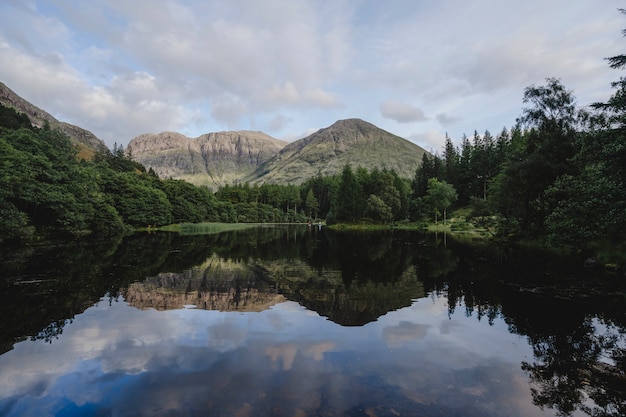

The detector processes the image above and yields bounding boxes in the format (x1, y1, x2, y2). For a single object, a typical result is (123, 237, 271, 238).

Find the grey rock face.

(127, 130, 287, 189)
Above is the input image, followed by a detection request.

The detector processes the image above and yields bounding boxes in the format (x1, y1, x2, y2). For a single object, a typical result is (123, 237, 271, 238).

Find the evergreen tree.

(456, 134, 473, 206)
(411, 153, 433, 198)
(333, 165, 363, 222)
(305, 189, 319, 218)
(442, 133, 459, 186)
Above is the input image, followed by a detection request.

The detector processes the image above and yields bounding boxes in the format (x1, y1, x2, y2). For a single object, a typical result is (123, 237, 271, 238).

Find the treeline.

(406, 12, 626, 252)
(411, 74, 626, 250)
(0, 109, 200, 241)
(2, 12, 626, 252)
(0, 106, 315, 242)
(215, 166, 413, 224)
(2, 69, 625, 253)
(215, 38, 626, 252)
(0, 101, 453, 243)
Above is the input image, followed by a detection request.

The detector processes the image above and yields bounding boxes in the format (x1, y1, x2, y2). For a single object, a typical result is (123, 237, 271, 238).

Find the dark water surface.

(0, 226, 624, 417)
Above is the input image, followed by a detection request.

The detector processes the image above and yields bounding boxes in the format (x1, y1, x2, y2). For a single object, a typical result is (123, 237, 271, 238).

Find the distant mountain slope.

(127, 130, 287, 189)
(0, 82, 108, 158)
(247, 118, 428, 184)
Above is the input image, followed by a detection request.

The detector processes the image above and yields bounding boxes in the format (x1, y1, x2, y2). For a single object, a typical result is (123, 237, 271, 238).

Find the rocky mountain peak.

(326, 118, 377, 132)
(246, 119, 429, 184)
(127, 130, 287, 189)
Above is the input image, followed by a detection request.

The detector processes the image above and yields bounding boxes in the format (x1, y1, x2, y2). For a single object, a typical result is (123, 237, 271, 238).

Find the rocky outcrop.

(122, 253, 424, 325)
(248, 118, 429, 184)
(0, 82, 108, 157)
(125, 277, 286, 312)
(126, 119, 428, 188)
(123, 256, 286, 312)
(127, 130, 287, 189)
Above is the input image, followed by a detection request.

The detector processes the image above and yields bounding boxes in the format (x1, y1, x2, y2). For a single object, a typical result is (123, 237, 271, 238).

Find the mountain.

(127, 130, 288, 189)
(0, 82, 108, 158)
(246, 118, 428, 184)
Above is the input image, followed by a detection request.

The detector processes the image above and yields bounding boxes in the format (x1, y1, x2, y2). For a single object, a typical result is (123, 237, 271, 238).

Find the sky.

(0, 0, 624, 151)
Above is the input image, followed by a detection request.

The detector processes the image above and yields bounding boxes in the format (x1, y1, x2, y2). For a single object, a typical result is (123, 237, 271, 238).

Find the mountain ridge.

(127, 130, 288, 189)
(0, 82, 108, 157)
(1, 82, 428, 186)
(247, 118, 428, 184)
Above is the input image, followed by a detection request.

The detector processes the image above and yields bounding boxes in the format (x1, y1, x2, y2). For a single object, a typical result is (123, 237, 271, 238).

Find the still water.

(0, 226, 624, 417)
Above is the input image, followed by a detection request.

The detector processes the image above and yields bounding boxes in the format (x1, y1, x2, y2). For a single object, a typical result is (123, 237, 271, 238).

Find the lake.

(0, 226, 624, 417)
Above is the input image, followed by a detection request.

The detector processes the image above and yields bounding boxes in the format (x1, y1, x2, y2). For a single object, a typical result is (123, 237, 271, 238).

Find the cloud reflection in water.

(0, 295, 549, 417)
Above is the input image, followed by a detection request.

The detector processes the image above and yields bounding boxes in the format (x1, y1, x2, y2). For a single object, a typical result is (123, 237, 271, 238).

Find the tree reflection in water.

(0, 226, 625, 416)
(412, 233, 626, 417)
(520, 316, 626, 417)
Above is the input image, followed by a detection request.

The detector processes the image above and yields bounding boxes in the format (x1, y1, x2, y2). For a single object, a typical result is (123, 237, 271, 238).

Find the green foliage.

(0, 203, 34, 240)
(89, 197, 126, 235)
(544, 170, 625, 247)
(365, 194, 393, 223)
(411, 153, 439, 199)
(325, 165, 408, 224)
(94, 143, 146, 173)
(214, 165, 410, 226)
(304, 188, 319, 218)
(0, 105, 32, 130)
(103, 171, 173, 227)
(162, 179, 217, 224)
(333, 165, 363, 222)
(300, 173, 337, 218)
(5, 21, 626, 256)
(425, 178, 458, 224)
(467, 197, 493, 219)
(488, 79, 581, 236)
(0, 126, 94, 235)
(0, 115, 222, 240)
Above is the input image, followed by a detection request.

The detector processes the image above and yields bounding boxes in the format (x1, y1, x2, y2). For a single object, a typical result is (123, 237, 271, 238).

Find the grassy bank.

(327, 209, 494, 238)
(139, 222, 261, 235)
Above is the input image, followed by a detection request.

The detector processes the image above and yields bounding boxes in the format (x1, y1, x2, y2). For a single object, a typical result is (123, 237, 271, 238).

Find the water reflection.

(124, 255, 286, 312)
(522, 318, 626, 417)
(122, 228, 425, 326)
(0, 226, 624, 416)
(0, 295, 543, 417)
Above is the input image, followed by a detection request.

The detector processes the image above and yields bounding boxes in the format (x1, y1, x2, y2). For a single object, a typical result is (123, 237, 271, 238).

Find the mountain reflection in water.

(0, 226, 624, 417)
(125, 254, 424, 327)
(124, 256, 287, 312)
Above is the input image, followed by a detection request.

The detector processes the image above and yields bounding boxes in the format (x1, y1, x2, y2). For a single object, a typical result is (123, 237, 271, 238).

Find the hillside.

(127, 130, 287, 189)
(0, 82, 108, 158)
(247, 118, 428, 184)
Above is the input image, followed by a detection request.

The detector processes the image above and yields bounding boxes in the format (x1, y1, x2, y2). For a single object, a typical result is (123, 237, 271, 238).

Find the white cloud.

(383, 321, 430, 348)
(409, 130, 446, 153)
(267, 114, 293, 132)
(210, 94, 250, 128)
(436, 113, 462, 127)
(380, 100, 428, 123)
(0, 0, 622, 147)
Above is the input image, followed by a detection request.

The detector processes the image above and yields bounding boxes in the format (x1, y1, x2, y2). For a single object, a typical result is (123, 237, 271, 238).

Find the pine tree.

(334, 165, 363, 222)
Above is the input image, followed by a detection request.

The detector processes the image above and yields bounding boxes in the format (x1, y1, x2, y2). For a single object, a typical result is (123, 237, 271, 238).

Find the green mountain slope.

(247, 119, 428, 184)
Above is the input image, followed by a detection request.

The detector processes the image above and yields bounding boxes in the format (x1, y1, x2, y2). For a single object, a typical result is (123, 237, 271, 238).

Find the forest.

(1, 26, 625, 257)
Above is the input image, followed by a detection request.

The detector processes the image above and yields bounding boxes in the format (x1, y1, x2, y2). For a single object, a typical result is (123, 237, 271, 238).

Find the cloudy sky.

(0, 1, 624, 150)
